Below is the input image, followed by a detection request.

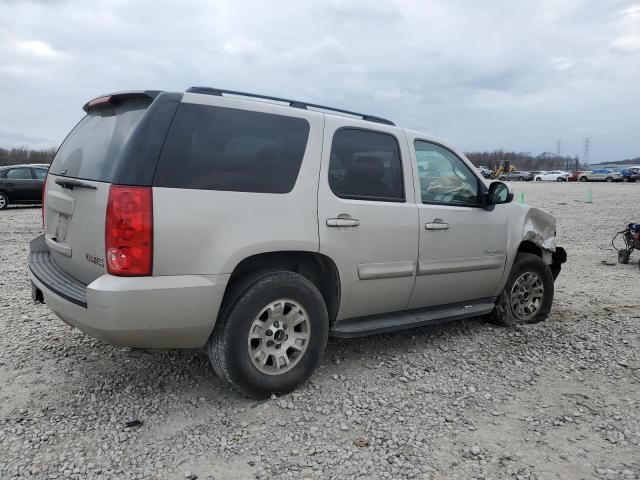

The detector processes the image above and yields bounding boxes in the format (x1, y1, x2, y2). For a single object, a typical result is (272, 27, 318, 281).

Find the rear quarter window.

(154, 103, 310, 193)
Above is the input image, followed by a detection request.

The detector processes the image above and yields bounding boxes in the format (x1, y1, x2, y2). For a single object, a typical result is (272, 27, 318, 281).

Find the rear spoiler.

(83, 90, 161, 112)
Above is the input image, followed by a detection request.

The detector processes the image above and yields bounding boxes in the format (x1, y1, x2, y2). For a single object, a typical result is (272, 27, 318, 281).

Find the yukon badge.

(85, 253, 105, 267)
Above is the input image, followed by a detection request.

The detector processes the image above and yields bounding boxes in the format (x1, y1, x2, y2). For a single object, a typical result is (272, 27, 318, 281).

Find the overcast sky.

(1, 0, 639, 162)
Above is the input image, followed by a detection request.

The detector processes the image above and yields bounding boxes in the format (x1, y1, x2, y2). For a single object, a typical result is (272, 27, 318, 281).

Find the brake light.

(42, 175, 48, 228)
(105, 185, 153, 276)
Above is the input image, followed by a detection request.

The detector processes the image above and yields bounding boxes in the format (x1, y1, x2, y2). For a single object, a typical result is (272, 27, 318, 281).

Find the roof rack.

(185, 86, 395, 126)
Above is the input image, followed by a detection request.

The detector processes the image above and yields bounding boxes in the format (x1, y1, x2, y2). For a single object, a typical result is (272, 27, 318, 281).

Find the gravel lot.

(1, 182, 639, 480)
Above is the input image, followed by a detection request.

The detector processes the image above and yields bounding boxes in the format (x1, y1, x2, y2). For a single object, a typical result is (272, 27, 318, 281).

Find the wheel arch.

(224, 251, 341, 324)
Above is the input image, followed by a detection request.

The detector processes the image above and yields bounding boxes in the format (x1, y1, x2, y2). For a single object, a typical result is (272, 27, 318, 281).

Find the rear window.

(49, 99, 151, 182)
(154, 103, 310, 193)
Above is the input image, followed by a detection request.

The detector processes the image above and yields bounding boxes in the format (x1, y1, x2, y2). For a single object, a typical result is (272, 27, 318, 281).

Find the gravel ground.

(1, 181, 639, 480)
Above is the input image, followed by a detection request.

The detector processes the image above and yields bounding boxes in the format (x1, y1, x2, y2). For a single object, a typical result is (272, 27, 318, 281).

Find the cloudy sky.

(1, 0, 639, 162)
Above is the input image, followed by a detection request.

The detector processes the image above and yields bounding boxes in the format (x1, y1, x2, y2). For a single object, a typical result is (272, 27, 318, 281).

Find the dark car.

(0, 164, 49, 210)
(620, 168, 640, 182)
(499, 170, 533, 181)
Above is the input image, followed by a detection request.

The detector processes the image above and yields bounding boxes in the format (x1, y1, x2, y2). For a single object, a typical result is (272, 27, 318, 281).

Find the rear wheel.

(488, 253, 554, 326)
(518, 176, 524, 181)
(208, 271, 329, 398)
(535, 177, 542, 181)
(579, 176, 587, 182)
(0, 192, 8, 210)
(606, 176, 613, 183)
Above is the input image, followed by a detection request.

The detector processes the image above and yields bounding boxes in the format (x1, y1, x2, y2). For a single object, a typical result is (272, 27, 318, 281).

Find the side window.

(0, 170, 6, 179)
(329, 128, 404, 202)
(155, 104, 310, 193)
(6, 168, 33, 180)
(32, 168, 48, 180)
(414, 141, 480, 206)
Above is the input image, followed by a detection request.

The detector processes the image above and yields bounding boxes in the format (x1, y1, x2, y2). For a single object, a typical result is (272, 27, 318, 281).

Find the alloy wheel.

(247, 299, 311, 375)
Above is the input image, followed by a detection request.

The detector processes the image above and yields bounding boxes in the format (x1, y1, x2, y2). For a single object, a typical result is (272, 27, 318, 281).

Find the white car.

(534, 171, 570, 182)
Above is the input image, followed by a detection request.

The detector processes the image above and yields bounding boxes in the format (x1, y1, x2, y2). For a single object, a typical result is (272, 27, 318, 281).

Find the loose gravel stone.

(1, 183, 639, 479)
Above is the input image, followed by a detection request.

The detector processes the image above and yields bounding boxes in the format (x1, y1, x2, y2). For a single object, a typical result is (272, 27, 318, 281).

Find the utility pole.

(582, 137, 592, 167)
(556, 140, 563, 169)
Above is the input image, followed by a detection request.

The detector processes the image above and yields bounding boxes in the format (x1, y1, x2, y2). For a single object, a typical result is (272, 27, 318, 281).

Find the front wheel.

(606, 177, 613, 183)
(535, 177, 542, 181)
(556, 177, 563, 182)
(487, 253, 554, 326)
(579, 177, 587, 182)
(208, 271, 329, 398)
(0, 192, 8, 210)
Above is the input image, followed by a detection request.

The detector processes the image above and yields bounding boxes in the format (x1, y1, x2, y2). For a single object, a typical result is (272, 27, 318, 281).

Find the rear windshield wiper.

(55, 178, 97, 190)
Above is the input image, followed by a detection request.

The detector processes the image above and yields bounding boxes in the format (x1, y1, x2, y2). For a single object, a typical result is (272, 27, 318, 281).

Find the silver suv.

(29, 87, 566, 397)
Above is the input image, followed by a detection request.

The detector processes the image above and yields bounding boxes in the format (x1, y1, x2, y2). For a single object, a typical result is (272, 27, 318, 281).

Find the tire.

(606, 177, 613, 183)
(556, 177, 563, 182)
(623, 177, 629, 183)
(499, 176, 506, 181)
(618, 250, 630, 264)
(535, 177, 542, 181)
(487, 253, 554, 327)
(208, 271, 329, 398)
(579, 176, 587, 182)
(518, 176, 524, 181)
(0, 191, 8, 210)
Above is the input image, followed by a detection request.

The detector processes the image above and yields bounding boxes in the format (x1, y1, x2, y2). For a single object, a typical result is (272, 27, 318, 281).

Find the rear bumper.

(29, 234, 229, 348)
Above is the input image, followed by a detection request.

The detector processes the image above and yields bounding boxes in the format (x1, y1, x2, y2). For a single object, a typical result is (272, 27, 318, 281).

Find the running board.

(330, 299, 496, 338)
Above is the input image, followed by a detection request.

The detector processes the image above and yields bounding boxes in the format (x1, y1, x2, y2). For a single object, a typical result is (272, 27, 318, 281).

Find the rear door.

(318, 118, 419, 320)
(44, 97, 156, 284)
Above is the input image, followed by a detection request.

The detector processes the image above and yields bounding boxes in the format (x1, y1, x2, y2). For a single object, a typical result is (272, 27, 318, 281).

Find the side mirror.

(488, 181, 513, 205)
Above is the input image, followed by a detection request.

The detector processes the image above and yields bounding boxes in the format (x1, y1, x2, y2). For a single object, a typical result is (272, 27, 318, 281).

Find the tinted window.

(414, 141, 480, 206)
(154, 104, 310, 193)
(32, 168, 48, 180)
(329, 128, 404, 202)
(6, 168, 33, 179)
(0, 169, 6, 179)
(49, 99, 151, 182)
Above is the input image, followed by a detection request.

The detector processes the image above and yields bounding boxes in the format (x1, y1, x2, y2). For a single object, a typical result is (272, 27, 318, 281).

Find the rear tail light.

(42, 175, 48, 228)
(105, 185, 153, 276)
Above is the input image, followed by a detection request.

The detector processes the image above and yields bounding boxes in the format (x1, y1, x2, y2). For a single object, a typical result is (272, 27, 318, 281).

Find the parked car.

(498, 170, 534, 181)
(0, 164, 49, 210)
(578, 169, 624, 182)
(568, 170, 588, 182)
(29, 87, 566, 397)
(534, 170, 570, 182)
(476, 165, 494, 179)
(619, 167, 640, 182)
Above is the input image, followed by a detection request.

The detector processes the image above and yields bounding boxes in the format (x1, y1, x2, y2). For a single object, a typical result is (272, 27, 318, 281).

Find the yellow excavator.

(493, 160, 515, 178)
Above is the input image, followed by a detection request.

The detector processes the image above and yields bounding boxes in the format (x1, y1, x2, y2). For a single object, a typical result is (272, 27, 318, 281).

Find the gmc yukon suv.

(29, 87, 566, 398)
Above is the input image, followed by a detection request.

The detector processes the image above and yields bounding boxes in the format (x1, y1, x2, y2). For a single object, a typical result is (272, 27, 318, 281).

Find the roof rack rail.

(185, 86, 395, 126)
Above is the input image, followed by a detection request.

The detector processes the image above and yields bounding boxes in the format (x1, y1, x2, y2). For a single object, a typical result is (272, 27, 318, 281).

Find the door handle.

(425, 219, 450, 230)
(6, 182, 15, 186)
(326, 218, 360, 227)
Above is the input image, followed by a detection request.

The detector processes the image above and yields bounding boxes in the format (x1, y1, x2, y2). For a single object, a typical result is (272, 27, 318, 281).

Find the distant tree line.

(0, 145, 637, 170)
(464, 150, 581, 171)
(0, 147, 56, 167)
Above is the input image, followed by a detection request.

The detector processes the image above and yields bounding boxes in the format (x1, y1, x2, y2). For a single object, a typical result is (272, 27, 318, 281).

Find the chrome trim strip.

(358, 261, 416, 280)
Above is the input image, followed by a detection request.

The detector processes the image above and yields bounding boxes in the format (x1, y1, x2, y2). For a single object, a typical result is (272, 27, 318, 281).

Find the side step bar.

(330, 299, 496, 338)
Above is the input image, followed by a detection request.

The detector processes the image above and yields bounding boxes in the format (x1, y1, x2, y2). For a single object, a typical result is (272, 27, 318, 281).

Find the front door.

(406, 137, 508, 309)
(4, 167, 37, 201)
(318, 119, 419, 320)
